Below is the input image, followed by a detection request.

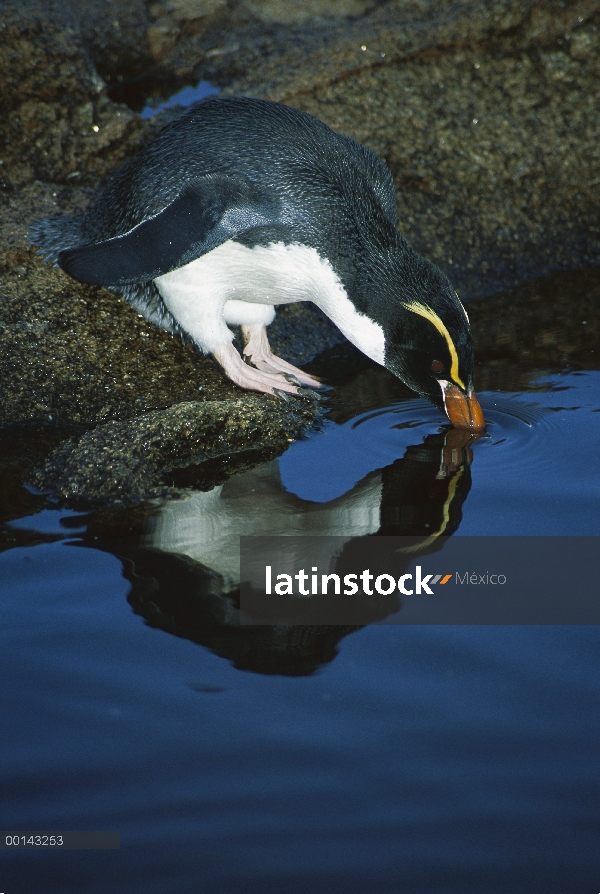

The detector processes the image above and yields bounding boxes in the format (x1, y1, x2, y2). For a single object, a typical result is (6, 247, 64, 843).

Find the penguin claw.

(296, 386, 323, 401)
(282, 373, 331, 395)
(273, 388, 291, 402)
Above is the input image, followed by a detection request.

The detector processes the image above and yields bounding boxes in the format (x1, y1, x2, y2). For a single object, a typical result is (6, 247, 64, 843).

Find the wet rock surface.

(0, 0, 598, 506)
(31, 393, 321, 507)
(468, 266, 600, 392)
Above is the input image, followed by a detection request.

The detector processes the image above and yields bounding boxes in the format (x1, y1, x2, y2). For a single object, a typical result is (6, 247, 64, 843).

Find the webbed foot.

(241, 323, 323, 389)
(212, 342, 301, 396)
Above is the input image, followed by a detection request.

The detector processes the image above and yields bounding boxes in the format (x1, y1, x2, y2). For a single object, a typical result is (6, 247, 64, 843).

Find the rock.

(569, 24, 599, 58)
(244, 0, 378, 25)
(468, 266, 600, 393)
(32, 395, 321, 507)
(0, 0, 153, 85)
(146, 23, 179, 61)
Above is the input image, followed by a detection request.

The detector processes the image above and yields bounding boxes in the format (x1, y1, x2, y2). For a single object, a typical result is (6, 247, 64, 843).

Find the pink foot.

(241, 324, 323, 389)
(212, 341, 301, 396)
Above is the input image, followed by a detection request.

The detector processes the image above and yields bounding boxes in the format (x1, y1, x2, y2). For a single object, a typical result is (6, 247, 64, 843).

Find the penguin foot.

(212, 342, 300, 395)
(241, 323, 323, 389)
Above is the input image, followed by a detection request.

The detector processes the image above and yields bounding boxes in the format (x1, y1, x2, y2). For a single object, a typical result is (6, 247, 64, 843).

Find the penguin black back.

(83, 98, 397, 257)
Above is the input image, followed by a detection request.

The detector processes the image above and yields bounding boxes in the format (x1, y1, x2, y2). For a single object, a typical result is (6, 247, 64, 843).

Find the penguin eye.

(431, 360, 444, 373)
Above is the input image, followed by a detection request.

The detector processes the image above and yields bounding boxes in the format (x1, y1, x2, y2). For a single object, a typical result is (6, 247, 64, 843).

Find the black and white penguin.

(29, 96, 484, 430)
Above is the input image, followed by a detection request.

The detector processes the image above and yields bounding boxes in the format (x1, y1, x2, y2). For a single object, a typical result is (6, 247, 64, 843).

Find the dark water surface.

(1, 269, 600, 892)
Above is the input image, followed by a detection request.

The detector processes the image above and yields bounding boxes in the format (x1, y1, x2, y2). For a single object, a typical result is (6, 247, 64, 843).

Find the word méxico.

(265, 566, 454, 597)
(456, 572, 507, 585)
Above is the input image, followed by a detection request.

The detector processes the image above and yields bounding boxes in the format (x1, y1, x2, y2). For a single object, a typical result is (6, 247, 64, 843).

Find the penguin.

(29, 96, 484, 431)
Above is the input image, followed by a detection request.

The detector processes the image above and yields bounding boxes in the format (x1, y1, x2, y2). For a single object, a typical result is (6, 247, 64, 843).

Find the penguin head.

(382, 253, 485, 432)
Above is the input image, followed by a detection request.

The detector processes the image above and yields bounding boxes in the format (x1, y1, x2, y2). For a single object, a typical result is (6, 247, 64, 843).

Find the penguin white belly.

(148, 460, 382, 591)
(154, 240, 385, 363)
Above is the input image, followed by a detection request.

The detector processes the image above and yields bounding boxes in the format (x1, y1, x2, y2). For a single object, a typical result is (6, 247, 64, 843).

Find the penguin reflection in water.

(30, 97, 484, 430)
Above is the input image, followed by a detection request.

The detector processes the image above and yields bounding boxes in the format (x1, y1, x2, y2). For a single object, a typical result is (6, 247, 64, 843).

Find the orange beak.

(443, 382, 485, 432)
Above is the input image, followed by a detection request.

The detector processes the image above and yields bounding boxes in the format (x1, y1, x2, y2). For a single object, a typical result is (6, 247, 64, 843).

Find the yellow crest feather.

(403, 301, 465, 390)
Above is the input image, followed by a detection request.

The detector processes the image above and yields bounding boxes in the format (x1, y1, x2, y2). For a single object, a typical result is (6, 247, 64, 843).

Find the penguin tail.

(29, 216, 188, 343)
(117, 280, 190, 343)
(28, 214, 85, 265)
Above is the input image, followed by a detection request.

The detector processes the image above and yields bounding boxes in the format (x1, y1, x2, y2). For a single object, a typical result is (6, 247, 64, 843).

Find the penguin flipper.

(58, 176, 281, 287)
